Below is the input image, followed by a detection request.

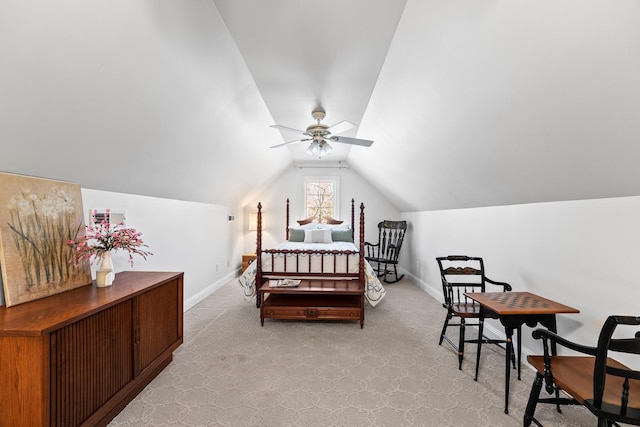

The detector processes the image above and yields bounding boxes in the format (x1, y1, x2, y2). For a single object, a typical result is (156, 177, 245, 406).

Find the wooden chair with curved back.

(525, 315, 640, 427)
(436, 255, 519, 379)
(364, 220, 407, 283)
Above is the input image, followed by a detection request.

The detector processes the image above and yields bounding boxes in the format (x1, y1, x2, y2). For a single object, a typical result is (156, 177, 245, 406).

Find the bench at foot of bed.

(258, 280, 365, 328)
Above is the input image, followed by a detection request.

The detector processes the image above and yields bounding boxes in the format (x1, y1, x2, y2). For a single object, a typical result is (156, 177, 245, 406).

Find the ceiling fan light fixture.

(306, 140, 332, 158)
(271, 108, 373, 152)
(320, 141, 332, 157)
(306, 141, 319, 156)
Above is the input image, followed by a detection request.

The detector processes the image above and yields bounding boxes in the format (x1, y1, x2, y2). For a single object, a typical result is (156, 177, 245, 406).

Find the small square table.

(464, 291, 580, 414)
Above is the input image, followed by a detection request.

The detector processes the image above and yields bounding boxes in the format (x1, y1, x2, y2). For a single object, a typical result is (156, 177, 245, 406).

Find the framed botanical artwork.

(0, 173, 91, 307)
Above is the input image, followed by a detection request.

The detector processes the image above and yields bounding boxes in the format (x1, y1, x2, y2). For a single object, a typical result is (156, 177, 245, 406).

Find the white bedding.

(237, 241, 386, 306)
(259, 241, 361, 274)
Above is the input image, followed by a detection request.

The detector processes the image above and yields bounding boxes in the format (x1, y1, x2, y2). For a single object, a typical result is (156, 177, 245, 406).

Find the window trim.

(303, 176, 340, 223)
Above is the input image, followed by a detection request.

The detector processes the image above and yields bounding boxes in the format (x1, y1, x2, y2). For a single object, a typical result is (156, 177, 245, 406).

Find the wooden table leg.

(504, 326, 513, 414)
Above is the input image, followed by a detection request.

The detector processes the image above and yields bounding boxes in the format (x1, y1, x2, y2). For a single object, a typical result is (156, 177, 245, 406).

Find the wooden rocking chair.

(365, 220, 407, 283)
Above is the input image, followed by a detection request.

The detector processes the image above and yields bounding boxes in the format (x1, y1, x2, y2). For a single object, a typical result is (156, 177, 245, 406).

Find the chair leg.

(516, 326, 522, 378)
(475, 317, 484, 381)
(374, 261, 382, 277)
(381, 262, 401, 283)
(523, 372, 543, 427)
(372, 262, 404, 284)
(439, 313, 451, 346)
(381, 262, 390, 282)
(458, 318, 466, 370)
(387, 264, 404, 283)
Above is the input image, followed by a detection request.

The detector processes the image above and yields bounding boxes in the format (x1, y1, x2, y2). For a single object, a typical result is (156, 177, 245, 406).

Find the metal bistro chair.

(525, 315, 640, 427)
(365, 220, 407, 283)
(436, 255, 519, 380)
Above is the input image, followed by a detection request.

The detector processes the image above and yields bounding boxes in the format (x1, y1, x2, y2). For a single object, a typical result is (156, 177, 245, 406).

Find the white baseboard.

(183, 269, 239, 311)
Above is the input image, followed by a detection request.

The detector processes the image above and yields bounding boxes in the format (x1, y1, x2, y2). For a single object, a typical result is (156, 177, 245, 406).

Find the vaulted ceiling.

(2, 1, 640, 212)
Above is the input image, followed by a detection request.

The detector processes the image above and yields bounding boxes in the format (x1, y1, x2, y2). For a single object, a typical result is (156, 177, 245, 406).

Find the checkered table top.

(464, 291, 580, 315)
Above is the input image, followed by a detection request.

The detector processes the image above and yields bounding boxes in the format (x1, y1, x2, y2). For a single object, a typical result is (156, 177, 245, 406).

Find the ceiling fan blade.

(269, 138, 311, 148)
(270, 124, 305, 135)
(330, 135, 373, 147)
(325, 120, 356, 136)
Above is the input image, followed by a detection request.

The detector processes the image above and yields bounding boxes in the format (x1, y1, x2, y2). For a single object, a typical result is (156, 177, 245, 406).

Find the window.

(304, 177, 339, 222)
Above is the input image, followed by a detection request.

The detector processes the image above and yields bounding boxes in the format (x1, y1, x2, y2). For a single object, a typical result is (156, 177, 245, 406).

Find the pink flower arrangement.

(68, 209, 152, 267)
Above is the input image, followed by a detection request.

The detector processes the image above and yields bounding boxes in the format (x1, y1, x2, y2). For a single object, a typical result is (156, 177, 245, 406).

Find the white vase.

(96, 251, 114, 287)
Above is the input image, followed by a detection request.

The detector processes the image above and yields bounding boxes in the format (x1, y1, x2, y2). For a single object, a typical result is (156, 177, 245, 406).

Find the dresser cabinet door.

(135, 278, 180, 375)
(50, 300, 133, 426)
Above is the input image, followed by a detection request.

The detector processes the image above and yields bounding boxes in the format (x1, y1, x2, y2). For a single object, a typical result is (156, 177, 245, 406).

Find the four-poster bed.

(238, 199, 385, 327)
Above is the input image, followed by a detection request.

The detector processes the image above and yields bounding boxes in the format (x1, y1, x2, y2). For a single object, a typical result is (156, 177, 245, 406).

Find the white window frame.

(303, 176, 340, 223)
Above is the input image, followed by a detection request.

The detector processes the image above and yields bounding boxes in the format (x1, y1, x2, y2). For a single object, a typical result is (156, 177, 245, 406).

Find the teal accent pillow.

(331, 229, 353, 242)
(289, 228, 305, 242)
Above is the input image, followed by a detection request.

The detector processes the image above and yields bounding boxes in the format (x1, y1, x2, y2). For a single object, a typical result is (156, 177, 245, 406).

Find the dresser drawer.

(316, 307, 361, 319)
(262, 305, 361, 321)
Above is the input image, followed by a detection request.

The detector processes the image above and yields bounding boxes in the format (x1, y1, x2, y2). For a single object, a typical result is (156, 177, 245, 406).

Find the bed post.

(285, 198, 290, 240)
(359, 202, 365, 283)
(359, 202, 365, 328)
(351, 198, 355, 242)
(256, 202, 262, 308)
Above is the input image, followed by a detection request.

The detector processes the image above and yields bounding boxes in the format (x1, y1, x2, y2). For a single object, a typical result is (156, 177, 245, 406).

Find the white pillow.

(304, 228, 332, 243)
(291, 223, 318, 231)
(317, 223, 350, 231)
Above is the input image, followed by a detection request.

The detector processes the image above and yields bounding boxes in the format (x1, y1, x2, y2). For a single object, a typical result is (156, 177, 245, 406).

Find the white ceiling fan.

(270, 108, 373, 158)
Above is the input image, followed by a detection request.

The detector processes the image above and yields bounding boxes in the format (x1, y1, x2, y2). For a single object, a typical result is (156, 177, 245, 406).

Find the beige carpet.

(109, 278, 596, 426)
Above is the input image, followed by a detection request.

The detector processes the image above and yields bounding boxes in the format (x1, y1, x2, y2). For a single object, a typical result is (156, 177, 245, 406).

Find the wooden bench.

(258, 279, 365, 327)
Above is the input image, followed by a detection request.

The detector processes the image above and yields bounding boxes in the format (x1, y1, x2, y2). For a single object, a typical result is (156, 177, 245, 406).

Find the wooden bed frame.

(255, 199, 366, 327)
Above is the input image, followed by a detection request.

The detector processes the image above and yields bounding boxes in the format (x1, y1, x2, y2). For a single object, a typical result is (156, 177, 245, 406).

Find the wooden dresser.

(0, 271, 183, 427)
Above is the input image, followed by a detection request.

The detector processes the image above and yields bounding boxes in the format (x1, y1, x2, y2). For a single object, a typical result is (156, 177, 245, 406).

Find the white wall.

(81, 188, 243, 310)
(402, 195, 640, 366)
(355, 0, 640, 212)
(0, 0, 290, 207)
(242, 165, 400, 253)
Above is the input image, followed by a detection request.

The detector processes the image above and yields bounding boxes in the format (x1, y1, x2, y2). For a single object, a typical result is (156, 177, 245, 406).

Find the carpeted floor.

(108, 277, 596, 426)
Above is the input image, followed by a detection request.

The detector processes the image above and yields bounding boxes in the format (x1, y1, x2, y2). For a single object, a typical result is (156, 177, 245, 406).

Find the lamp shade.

(249, 212, 258, 231)
(306, 140, 332, 158)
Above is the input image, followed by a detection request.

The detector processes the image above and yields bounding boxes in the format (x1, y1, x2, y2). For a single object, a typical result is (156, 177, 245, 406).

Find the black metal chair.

(525, 315, 640, 427)
(365, 220, 407, 283)
(436, 255, 519, 379)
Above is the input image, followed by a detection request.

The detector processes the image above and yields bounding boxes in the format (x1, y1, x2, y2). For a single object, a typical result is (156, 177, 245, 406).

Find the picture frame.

(0, 172, 92, 307)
